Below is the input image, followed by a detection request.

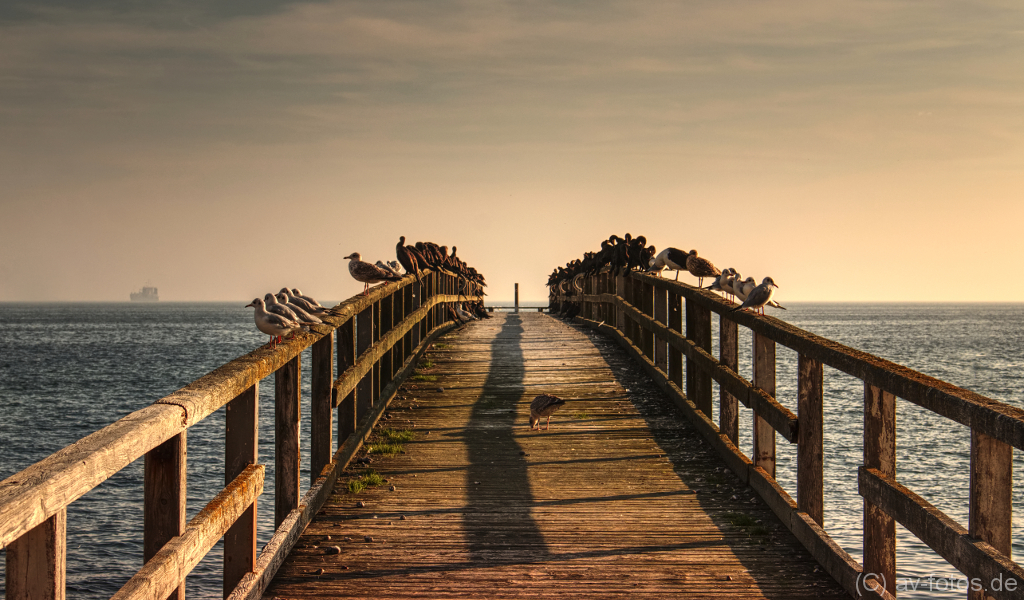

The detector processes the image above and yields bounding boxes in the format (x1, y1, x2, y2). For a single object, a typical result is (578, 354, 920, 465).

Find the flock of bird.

(245, 288, 334, 347)
(247, 237, 489, 347)
(548, 233, 783, 317)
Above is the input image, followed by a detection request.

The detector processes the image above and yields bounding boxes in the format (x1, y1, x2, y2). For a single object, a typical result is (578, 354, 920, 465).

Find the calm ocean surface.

(1, 302, 1022, 598)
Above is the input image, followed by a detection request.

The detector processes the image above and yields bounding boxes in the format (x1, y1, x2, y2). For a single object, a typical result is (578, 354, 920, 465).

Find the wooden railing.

(553, 270, 1024, 600)
(0, 270, 481, 600)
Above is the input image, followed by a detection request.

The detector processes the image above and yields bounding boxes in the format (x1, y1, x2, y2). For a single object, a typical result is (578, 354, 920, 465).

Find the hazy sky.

(1, 1, 1021, 302)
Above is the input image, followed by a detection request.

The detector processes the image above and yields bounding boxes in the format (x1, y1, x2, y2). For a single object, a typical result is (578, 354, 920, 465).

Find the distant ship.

(130, 286, 159, 302)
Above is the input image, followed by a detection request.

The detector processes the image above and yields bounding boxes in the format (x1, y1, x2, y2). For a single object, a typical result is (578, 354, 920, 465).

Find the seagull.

(345, 252, 401, 295)
(734, 276, 756, 302)
(685, 250, 721, 287)
(455, 303, 477, 322)
(731, 277, 779, 315)
(275, 292, 322, 324)
(278, 288, 321, 314)
(530, 394, 567, 431)
(648, 247, 690, 280)
(290, 288, 323, 308)
(246, 298, 304, 347)
(720, 269, 738, 301)
(264, 293, 300, 321)
(376, 260, 403, 278)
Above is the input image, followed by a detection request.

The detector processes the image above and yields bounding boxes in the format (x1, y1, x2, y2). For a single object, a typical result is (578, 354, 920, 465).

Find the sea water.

(0, 302, 1022, 598)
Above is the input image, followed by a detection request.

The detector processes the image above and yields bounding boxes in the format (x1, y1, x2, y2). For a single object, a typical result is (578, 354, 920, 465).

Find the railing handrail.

(556, 268, 1022, 600)
(629, 272, 1024, 450)
(0, 268, 482, 600)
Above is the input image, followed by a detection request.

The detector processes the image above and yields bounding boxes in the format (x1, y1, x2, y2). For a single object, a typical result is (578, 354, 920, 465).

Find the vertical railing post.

(373, 301, 382, 403)
(752, 332, 776, 477)
(275, 356, 300, 528)
(654, 285, 667, 374)
(642, 281, 655, 361)
(311, 332, 334, 484)
(864, 383, 896, 597)
(356, 307, 373, 421)
(515, 283, 520, 314)
(668, 291, 683, 390)
(615, 272, 625, 331)
(969, 431, 1012, 600)
(720, 315, 739, 445)
(337, 319, 356, 443)
(224, 383, 258, 597)
(144, 431, 186, 600)
(686, 299, 712, 417)
(6, 509, 66, 600)
(797, 354, 823, 525)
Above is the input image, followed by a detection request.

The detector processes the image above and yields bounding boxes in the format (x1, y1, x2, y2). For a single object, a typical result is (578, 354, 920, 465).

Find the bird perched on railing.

(246, 297, 306, 347)
(278, 288, 330, 318)
(345, 252, 401, 295)
(685, 250, 721, 287)
(395, 236, 421, 282)
(732, 277, 779, 315)
(648, 247, 689, 280)
(530, 394, 567, 430)
(376, 260, 403, 278)
(290, 288, 322, 308)
(275, 292, 322, 324)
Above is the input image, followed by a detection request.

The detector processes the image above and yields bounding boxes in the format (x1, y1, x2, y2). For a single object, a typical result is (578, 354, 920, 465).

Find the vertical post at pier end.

(864, 382, 896, 597)
(968, 430, 1012, 600)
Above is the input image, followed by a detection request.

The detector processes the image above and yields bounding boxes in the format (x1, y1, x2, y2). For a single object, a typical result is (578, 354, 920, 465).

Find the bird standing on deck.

(530, 394, 567, 431)
(345, 252, 401, 295)
(732, 277, 779, 315)
(685, 250, 721, 287)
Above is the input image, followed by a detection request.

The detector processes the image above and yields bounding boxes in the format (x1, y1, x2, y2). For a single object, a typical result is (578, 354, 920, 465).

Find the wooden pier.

(263, 312, 847, 598)
(3, 266, 1024, 599)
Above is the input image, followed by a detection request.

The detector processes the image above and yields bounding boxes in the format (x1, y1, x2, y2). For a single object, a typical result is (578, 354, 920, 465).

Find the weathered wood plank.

(264, 313, 848, 600)
(225, 384, 259, 597)
(752, 333, 776, 479)
(144, 431, 187, 600)
(797, 354, 823, 526)
(859, 467, 1023, 600)
(0, 404, 183, 549)
(5, 508, 66, 600)
(229, 319, 461, 600)
(311, 332, 334, 484)
(969, 430, 1013, 600)
(720, 315, 739, 445)
(276, 356, 301, 528)
(863, 383, 896, 597)
(113, 465, 264, 600)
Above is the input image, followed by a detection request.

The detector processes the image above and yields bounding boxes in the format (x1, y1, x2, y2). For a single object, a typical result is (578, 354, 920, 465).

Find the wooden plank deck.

(263, 312, 849, 599)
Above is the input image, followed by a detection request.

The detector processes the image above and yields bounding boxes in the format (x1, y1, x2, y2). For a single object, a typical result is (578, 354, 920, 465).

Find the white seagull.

(275, 292, 322, 324)
(345, 252, 401, 295)
(246, 298, 305, 347)
(731, 277, 780, 315)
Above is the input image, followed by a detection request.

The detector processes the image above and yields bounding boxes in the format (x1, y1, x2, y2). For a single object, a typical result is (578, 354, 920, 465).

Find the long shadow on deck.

(464, 313, 550, 561)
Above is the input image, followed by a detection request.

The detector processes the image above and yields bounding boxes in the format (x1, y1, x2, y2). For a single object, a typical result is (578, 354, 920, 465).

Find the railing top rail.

(572, 271, 1024, 450)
